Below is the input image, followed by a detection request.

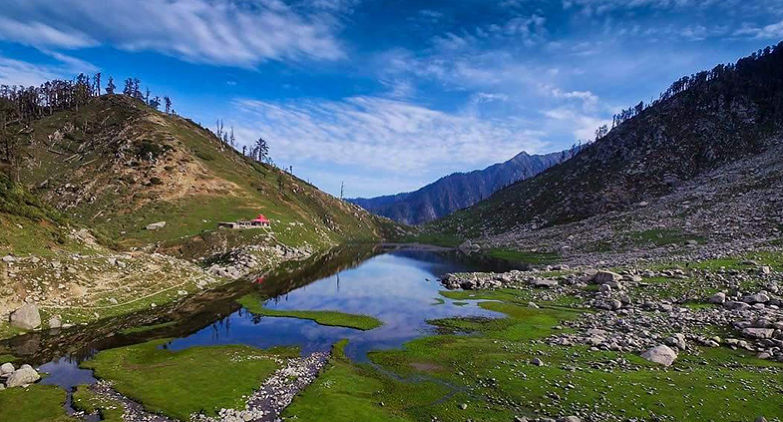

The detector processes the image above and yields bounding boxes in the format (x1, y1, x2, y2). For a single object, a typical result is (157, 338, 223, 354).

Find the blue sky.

(0, 0, 781, 197)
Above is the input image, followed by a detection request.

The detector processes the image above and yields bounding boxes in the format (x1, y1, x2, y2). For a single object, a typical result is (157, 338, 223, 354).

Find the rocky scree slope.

(11, 94, 386, 253)
(350, 149, 576, 225)
(428, 43, 783, 242)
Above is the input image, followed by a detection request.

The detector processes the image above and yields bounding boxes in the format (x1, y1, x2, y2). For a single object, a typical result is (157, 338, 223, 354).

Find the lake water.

(165, 249, 504, 360)
(4, 246, 518, 413)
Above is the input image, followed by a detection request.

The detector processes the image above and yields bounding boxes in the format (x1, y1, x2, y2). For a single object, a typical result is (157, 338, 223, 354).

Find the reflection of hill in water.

(0, 244, 383, 365)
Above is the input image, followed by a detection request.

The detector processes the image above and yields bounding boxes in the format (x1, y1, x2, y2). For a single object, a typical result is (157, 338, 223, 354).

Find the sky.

(0, 0, 781, 197)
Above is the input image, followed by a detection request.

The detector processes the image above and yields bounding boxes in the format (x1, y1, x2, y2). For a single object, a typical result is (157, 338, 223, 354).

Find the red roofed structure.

(250, 214, 270, 226)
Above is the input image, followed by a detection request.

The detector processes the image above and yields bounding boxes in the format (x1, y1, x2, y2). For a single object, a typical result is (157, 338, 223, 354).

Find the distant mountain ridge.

(426, 41, 783, 241)
(349, 148, 578, 225)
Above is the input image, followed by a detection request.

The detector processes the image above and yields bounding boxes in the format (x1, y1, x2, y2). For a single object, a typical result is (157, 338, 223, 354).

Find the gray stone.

(665, 333, 687, 350)
(9, 303, 41, 330)
(708, 292, 726, 304)
(531, 279, 558, 288)
(724, 301, 751, 311)
(145, 221, 167, 231)
(6, 365, 40, 387)
(741, 291, 770, 304)
(48, 316, 62, 329)
(0, 362, 14, 375)
(742, 327, 775, 339)
(592, 270, 622, 284)
(640, 344, 677, 366)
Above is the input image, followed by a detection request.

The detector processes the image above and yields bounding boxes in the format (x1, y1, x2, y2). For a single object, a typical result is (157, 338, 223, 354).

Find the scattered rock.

(9, 303, 41, 330)
(6, 365, 40, 387)
(640, 344, 677, 366)
(145, 221, 167, 231)
(0, 362, 14, 375)
(707, 292, 726, 304)
(48, 315, 62, 329)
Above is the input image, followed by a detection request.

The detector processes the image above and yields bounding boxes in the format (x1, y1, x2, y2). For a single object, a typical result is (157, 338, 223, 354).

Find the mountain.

(2, 94, 387, 255)
(426, 42, 783, 248)
(350, 149, 577, 225)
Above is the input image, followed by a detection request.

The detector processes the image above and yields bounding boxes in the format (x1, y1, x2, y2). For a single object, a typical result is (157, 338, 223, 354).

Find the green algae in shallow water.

(81, 339, 298, 420)
(237, 294, 383, 330)
(286, 288, 783, 421)
(0, 384, 75, 422)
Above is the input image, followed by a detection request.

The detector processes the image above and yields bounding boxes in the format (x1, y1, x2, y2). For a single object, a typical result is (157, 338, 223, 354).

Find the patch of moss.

(81, 339, 298, 420)
(237, 294, 383, 330)
(485, 248, 560, 265)
(0, 384, 75, 422)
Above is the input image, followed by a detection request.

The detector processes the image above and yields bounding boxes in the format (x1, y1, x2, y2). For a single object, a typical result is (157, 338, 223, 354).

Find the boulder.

(9, 303, 41, 330)
(742, 292, 770, 304)
(665, 333, 687, 350)
(48, 316, 62, 329)
(640, 344, 677, 366)
(592, 271, 622, 285)
(6, 365, 40, 387)
(531, 279, 558, 288)
(724, 301, 751, 311)
(0, 362, 14, 375)
(708, 292, 726, 304)
(742, 327, 775, 339)
(145, 221, 167, 231)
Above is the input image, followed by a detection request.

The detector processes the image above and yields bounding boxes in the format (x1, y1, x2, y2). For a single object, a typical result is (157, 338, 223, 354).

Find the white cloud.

(544, 108, 611, 141)
(0, 52, 96, 86)
(231, 96, 549, 174)
(735, 20, 783, 39)
(0, 17, 96, 49)
(0, 0, 345, 67)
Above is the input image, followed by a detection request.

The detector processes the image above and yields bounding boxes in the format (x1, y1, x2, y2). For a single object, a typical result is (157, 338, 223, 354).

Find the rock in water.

(641, 344, 677, 366)
(9, 303, 41, 330)
(6, 365, 40, 387)
(145, 221, 167, 231)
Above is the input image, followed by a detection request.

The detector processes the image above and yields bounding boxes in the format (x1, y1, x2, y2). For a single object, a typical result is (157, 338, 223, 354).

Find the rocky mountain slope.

(427, 42, 783, 251)
(350, 149, 576, 225)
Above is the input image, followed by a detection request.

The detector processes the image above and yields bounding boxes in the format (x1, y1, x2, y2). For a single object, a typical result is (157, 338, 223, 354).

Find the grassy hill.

(0, 173, 88, 256)
(9, 94, 386, 254)
(425, 42, 783, 246)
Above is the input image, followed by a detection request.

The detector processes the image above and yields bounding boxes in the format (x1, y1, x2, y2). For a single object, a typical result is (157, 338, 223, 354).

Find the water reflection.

(166, 251, 503, 360)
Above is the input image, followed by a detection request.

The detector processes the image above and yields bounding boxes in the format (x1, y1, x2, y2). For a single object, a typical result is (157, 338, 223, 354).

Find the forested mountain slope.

(350, 149, 577, 225)
(428, 42, 783, 241)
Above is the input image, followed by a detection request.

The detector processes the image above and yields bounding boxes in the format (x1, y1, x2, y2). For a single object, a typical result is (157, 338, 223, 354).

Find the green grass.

(237, 294, 383, 330)
(72, 385, 124, 422)
(282, 340, 418, 422)
(628, 228, 702, 247)
(0, 384, 75, 422)
(287, 287, 783, 421)
(485, 248, 560, 265)
(81, 339, 299, 420)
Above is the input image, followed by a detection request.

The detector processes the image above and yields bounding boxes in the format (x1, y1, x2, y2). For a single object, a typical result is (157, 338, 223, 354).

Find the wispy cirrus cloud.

(232, 96, 549, 174)
(0, 0, 346, 67)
